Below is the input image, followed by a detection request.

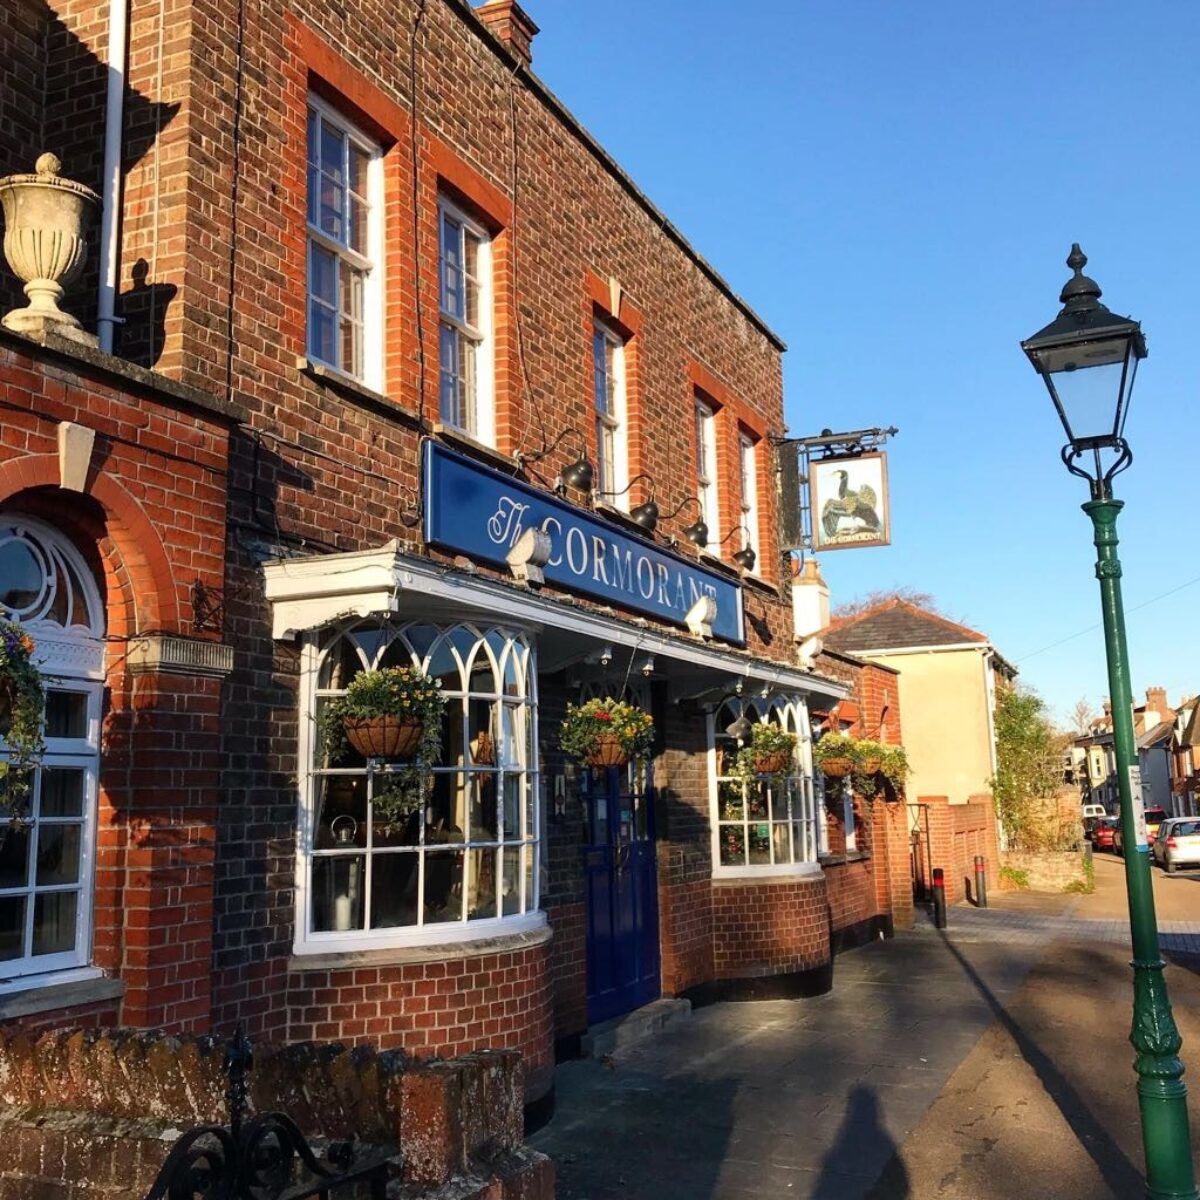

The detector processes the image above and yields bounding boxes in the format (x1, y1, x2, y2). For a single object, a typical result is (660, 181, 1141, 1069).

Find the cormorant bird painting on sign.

(810, 452, 891, 551)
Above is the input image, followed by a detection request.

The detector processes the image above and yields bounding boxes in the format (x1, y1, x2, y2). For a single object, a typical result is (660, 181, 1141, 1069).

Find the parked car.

(1093, 817, 1119, 852)
(1082, 803, 1107, 822)
(1115, 807, 1170, 856)
(1153, 818, 1200, 873)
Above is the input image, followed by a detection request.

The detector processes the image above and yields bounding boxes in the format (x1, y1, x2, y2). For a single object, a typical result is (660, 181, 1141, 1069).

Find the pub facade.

(0, 0, 911, 1118)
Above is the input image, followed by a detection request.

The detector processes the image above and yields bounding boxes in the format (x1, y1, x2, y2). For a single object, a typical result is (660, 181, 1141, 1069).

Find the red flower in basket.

(596, 712, 612, 722)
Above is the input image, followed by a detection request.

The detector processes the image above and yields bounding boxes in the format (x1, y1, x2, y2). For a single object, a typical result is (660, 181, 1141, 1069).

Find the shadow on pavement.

(934, 930, 1145, 1196)
(813, 1086, 907, 1200)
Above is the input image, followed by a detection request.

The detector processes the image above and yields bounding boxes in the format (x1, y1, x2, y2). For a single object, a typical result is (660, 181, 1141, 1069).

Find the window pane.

(309, 243, 337, 304)
(423, 850, 464, 923)
(440, 215, 462, 316)
(468, 847, 497, 919)
(593, 331, 608, 411)
(349, 144, 369, 198)
(748, 823, 771, 864)
(320, 121, 345, 182)
(312, 855, 365, 932)
(44, 691, 87, 739)
(313, 775, 367, 850)
(439, 323, 462, 425)
(319, 173, 344, 240)
(0, 826, 30, 889)
(468, 772, 497, 842)
(36, 824, 80, 886)
(772, 822, 793, 865)
(719, 825, 745, 866)
(40, 768, 84, 818)
(502, 775, 520, 840)
(0, 539, 43, 613)
(501, 846, 520, 915)
(369, 852, 419, 928)
(0, 897, 25, 960)
(33, 891, 76, 956)
(719, 780, 744, 821)
(524, 846, 534, 913)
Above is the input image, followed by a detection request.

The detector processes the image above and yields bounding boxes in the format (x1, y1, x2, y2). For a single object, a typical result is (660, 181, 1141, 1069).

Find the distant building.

(817, 598, 1016, 806)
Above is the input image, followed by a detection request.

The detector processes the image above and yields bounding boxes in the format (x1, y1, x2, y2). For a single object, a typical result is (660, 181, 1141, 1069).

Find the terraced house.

(0, 0, 915, 1159)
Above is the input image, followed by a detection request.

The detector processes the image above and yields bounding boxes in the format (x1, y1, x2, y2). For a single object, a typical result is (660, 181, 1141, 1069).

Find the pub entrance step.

(581, 997, 691, 1060)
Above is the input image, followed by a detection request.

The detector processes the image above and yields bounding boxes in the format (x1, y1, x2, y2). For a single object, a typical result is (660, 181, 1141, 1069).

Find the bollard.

(932, 867, 947, 929)
(974, 855, 988, 909)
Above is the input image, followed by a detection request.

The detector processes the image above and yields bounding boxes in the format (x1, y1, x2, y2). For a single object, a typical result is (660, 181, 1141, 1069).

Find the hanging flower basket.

(560, 697, 654, 769)
(754, 749, 792, 775)
(587, 732, 629, 768)
(320, 666, 445, 765)
(858, 755, 883, 775)
(343, 715, 423, 759)
(820, 756, 854, 778)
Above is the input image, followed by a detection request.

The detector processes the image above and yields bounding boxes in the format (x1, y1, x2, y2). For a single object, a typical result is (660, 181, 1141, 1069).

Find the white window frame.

(437, 196, 494, 447)
(305, 94, 385, 389)
(294, 620, 541, 954)
(707, 695, 820, 879)
(592, 320, 629, 508)
(696, 398, 720, 555)
(0, 516, 105, 989)
(738, 431, 760, 563)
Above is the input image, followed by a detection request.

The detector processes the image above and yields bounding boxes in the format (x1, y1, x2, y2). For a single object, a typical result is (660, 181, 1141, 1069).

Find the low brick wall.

(0, 1028, 553, 1197)
(1001, 849, 1088, 893)
(711, 875, 829, 979)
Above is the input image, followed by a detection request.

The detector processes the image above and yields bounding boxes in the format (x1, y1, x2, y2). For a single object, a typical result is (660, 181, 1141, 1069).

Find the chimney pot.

(475, 1, 539, 68)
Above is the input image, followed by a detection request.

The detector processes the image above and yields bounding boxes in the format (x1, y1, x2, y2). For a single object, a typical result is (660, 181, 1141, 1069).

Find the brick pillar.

(921, 796, 959, 905)
(106, 668, 224, 1031)
(872, 799, 914, 931)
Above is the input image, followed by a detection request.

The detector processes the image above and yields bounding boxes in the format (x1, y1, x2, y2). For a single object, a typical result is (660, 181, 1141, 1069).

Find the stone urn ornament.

(0, 153, 99, 342)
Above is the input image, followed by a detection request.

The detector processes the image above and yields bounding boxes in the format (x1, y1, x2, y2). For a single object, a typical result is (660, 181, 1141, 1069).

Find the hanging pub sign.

(423, 441, 745, 644)
(810, 451, 891, 551)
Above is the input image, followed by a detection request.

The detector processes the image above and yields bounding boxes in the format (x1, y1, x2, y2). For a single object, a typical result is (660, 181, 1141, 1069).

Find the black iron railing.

(143, 1028, 392, 1200)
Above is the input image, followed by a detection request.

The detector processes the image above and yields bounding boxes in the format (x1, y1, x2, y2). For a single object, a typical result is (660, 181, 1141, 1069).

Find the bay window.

(710, 696, 818, 875)
(299, 620, 539, 951)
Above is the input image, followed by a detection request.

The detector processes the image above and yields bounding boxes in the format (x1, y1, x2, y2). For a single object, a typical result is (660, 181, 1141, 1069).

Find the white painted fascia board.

(849, 642, 991, 657)
(262, 541, 848, 700)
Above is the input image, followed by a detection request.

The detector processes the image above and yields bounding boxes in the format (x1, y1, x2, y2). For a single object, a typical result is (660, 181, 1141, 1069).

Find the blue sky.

(533, 1, 1200, 725)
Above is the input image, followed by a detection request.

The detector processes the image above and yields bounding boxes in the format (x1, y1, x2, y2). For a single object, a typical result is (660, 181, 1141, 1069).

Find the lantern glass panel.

(1038, 335, 1137, 446)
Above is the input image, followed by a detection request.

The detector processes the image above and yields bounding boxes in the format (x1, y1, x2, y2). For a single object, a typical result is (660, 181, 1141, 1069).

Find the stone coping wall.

(1000, 849, 1088, 893)
(0, 1028, 541, 1191)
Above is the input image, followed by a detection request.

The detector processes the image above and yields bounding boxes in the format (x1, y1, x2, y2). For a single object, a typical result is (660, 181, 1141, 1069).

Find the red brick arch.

(0, 455, 181, 633)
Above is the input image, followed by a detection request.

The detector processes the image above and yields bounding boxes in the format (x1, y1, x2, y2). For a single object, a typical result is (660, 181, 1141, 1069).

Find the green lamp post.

(1022, 245, 1196, 1199)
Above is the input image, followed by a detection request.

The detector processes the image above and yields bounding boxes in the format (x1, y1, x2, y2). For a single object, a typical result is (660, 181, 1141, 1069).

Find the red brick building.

(0, 0, 913, 1121)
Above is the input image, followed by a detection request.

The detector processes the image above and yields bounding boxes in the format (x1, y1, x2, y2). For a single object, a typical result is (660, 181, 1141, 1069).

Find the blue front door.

(583, 763, 661, 1025)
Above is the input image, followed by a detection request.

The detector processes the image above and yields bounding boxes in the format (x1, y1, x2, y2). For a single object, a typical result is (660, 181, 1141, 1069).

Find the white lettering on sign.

(1129, 765, 1149, 850)
(485, 490, 724, 615)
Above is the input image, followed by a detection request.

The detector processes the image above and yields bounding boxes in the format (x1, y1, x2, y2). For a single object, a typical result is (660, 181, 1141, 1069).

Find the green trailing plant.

(560, 698, 654, 765)
(370, 775, 427, 829)
(320, 667, 445, 765)
(999, 865, 1030, 891)
(0, 620, 45, 819)
(731, 723, 798, 784)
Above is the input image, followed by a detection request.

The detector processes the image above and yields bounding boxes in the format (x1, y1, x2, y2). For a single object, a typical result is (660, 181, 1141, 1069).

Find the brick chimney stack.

(1146, 686, 1170, 725)
(475, 1, 539, 68)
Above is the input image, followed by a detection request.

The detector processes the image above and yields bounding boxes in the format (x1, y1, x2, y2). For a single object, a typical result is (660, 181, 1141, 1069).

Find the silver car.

(1153, 818, 1200, 873)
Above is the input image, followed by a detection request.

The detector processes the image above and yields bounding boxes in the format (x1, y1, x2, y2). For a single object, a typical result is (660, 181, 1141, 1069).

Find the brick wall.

(286, 934, 555, 1104)
(914, 794, 1000, 907)
(0, 331, 236, 1034)
(710, 876, 829, 979)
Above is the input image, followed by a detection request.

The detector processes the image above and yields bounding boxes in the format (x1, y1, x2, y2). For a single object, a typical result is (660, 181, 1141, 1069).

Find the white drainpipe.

(96, 0, 129, 353)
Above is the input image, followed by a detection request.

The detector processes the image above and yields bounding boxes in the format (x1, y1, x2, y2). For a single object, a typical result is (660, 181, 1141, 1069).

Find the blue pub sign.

(423, 441, 745, 645)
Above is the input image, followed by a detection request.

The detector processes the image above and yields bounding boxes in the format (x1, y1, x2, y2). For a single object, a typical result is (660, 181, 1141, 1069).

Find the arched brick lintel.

(0, 454, 182, 632)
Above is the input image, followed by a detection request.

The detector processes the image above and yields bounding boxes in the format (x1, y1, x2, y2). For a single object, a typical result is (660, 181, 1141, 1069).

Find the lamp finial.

(1060, 243, 1103, 310)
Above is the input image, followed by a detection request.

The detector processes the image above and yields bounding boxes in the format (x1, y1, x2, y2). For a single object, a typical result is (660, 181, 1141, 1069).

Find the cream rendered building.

(819, 599, 1016, 805)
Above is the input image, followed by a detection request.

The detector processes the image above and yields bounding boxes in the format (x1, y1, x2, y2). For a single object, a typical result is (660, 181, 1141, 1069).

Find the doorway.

(582, 761, 660, 1025)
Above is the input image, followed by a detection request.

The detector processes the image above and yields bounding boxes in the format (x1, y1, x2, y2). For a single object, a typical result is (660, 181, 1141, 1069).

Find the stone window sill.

(431, 423, 522, 474)
(742, 572, 781, 598)
(0, 971, 124, 1020)
(289, 915, 551, 971)
(819, 851, 870, 868)
(297, 356, 418, 425)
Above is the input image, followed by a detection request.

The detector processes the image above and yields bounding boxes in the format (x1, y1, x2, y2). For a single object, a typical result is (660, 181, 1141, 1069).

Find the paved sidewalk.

(532, 933, 1047, 1199)
(533, 877, 1200, 1200)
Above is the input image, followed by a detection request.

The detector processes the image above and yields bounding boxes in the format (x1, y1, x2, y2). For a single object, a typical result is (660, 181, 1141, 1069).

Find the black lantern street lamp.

(1021, 246, 1196, 1200)
(1022, 244, 1147, 499)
